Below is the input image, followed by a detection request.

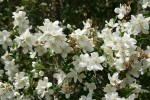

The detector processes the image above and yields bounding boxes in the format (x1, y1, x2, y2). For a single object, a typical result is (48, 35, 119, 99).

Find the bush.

(0, 0, 150, 100)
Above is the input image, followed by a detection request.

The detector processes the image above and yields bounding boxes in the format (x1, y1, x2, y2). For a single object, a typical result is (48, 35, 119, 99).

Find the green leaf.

(35, 64, 45, 70)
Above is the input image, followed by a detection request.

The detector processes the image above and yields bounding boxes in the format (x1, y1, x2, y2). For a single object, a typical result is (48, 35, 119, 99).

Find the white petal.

(47, 83, 52, 88)
(118, 13, 124, 19)
(114, 8, 120, 14)
(142, 23, 149, 29)
(99, 56, 105, 63)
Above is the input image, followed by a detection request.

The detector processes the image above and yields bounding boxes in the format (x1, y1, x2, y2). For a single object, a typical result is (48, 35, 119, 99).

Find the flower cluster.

(73, 52, 105, 72)
(142, 0, 150, 8)
(13, 11, 30, 33)
(0, 2, 150, 100)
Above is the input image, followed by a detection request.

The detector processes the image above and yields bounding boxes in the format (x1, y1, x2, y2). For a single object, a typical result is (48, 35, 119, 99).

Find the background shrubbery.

(0, 0, 139, 30)
(0, 0, 150, 100)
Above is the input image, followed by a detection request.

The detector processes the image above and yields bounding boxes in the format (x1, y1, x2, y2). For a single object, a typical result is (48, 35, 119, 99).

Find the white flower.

(129, 60, 141, 78)
(0, 30, 11, 39)
(34, 73, 38, 78)
(142, 0, 150, 8)
(53, 70, 66, 85)
(122, 33, 137, 49)
(32, 61, 37, 68)
(77, 35, 93, 52)
(4, 59, 19, 81)
(19, 29, 36, 47)
(34, 45, 47, 56)
(15, 29, 36, 54)
(130, 83, 147, 93)
(0, 82, 17, 99)
(70, 29, 94, 53)
(44, 89, 54, 100)
(126, 94, 136, 100)
(73, 52, 105, 72)
(98, 28, 112, 38)
(83, 19, 92, 29)
(0, 30, 12, 50)
(123, 75, 136, 87)
(39, 71, 44, 76)
(38, 19, 72, 57)
(60, 84, 75, 98)
(88, 52, 105, 71)
(72, 55, 87, 73)
(12, 11, 30, 33)
(114, 4, 130, 19)
(2, 36, 12, 49)
(67, 68, 86, 83)
(60, 45, 72, 58)
(67, 24, 72, 29)
(79, 53, 90, 68)
(99, 28, 137, 71)
(105, 19, 118, 28)
(104, 92, 121, 100)
(114, 58, 126, 71)
(39, 19, 63, 36)
(85, 82, 96, 93)
(108, 72, 122, 86)
(116, 20, 127, 32)
(127, 14, 150, 34)
(13, 11, 26, 22)
(14, 72, 30, 89)
(1, 51, 12, 61)
(36, 77, 52, 98)
(29, 51, 36, 58)
(103, 84, 117, 93)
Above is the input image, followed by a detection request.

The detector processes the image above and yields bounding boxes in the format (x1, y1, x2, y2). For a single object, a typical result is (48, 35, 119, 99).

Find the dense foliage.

(0, 0, 150, 100)
(0, 0, 139, 30)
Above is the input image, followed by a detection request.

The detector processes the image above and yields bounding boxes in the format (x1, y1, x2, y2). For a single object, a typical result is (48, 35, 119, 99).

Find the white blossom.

(103, 84, 117, 93)
(53, 70, 66, 85)
(104, 92, 121, 100)
(70, 29, 94, 53)
(15, 29, 36, 54)
(125, 14, 150, 35)
(108, 72, 122, 86)
(105, 19, 118, 28)
(14, 72, 30, 89)
(36, 77, 52, 98)
(114, 4, 130, 19)
(73, 52, 105, 72)
(67, 68, 86, 83)
(12, 11, 30, 33)
(142, 0, 150, 8)
(85, 82, 96, 93)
